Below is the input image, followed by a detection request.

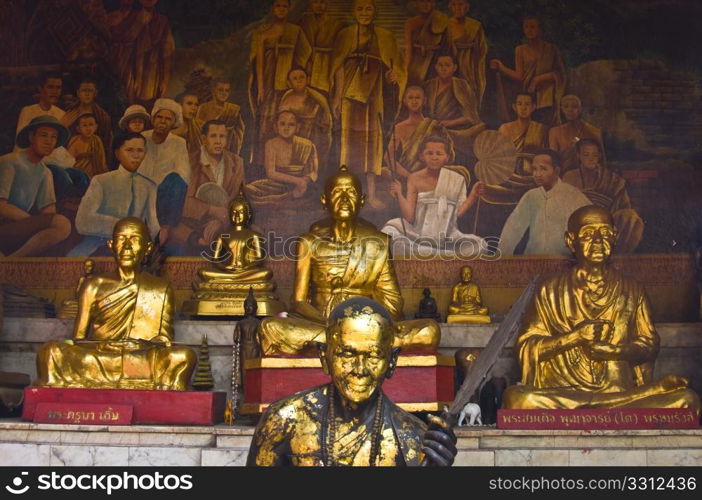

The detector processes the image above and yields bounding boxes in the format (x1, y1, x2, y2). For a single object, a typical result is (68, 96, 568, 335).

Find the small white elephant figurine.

(457, 402, 482, 426)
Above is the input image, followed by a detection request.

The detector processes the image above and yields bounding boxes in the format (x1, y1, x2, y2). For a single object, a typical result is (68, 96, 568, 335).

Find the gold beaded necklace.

(322, 384, 384, 467)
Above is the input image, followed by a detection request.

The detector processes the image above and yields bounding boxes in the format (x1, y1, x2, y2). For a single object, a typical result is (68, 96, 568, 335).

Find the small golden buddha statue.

(183, 190, 284, 317)
(248, 297, 457, 466)
(257, 165, 440, 355)
(503, 206, 701, 413)
(35, 217, 196, 390)
(446, 265, 491, 324)
(57, 259, 95, 319)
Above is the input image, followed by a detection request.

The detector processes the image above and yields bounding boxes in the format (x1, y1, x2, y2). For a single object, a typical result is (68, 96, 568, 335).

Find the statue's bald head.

(112, 217, 150, 240)
(567, 206, 613, 234)
(323, 165, 363, 196)
(321, 166, 366, 220)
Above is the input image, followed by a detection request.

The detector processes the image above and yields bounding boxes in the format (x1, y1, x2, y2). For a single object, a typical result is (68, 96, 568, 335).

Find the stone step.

(0, 421, 700, 466)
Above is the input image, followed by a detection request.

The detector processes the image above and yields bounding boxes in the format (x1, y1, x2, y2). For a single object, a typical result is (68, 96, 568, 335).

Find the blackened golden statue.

(258, 166, 440, 355)
(248, 298, 456, 466)
(183, 190, 284, 317)
(35, 217, 196, 391)
(503, 206, 701, 413)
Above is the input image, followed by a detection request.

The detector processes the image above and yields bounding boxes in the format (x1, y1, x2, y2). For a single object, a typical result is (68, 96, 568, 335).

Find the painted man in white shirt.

(69, 132, 160, 256)
(498, 149, 590, 256)
(139, 98, 190, 249)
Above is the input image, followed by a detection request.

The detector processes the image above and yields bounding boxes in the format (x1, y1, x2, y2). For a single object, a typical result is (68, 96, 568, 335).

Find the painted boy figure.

(382, 136, 485, 257)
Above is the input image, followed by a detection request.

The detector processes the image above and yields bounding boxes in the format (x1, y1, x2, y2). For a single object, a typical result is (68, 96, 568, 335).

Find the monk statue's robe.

(195, 101, 244, 155)
(279, 87, 332, 169)
(245, 135, 318, 206)
(36, 272, 196, 391)
(562, 167, 643, 253)
(67, 135, 107, 178)
(247, 384, 426, 466)
(61, 103, 113, 158)
(504, 268, 701, 413)
(390, 117, 453, 174)
(173, 116, 205, 156)
(449, 16, 487, 106)
(407, 10, 449, 84)
(330, 24, 406, 177)
(249, 23, 311, 164)
(258, 218, 440, 355)
(299, 12, 343, 94)
(549, 121, 604, 172)
(523, 41, 566, 125)
(423, 77, 484, 159)
(482, 120, 548, 205)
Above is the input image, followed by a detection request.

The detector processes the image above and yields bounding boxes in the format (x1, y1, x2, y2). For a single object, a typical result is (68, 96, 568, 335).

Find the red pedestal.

(22, 387, 226, 425)
(498, 408, 700, 430)
(242, 352, 455, 414)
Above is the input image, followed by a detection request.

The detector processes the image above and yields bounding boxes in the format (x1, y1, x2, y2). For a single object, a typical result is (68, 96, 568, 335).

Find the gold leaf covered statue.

(446, 265, 491, 324)
(35, 217, 196, 391)
(183, 189, 283, 316)
(503, 206, 701, 413)
(247, 297, 457, 466)
(258, 166, 440, 355)
(57, 259, 94, 319)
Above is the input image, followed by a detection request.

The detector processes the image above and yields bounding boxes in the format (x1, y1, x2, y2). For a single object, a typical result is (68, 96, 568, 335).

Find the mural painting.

(0, 0, 701, 261)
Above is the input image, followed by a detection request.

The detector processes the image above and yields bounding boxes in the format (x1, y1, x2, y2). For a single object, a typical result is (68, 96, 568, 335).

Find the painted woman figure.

(249, 0, 311, 165)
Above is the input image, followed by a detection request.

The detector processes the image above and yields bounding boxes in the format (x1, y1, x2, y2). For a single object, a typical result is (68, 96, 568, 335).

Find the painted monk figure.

(490, 16, 565, 125)
(330, 0, 407, 210)
(279, 68, 332, 169)
(385, 85, 453, 178)
(174, 92, 204, 156)
(108, 0, 174, 106)
(258, 166, 440, 356)
(503, 206, 700, 414)
(299, 0, 343, 95)
(423, 54, 484, 161)
(563, 139, 643, 253)
(482, 92, 548, 205)
(66, 114, 107, 178)
(245, 110, 318, 206)
(196, 79, 245, 155)
(249, 298, 456, 466)
(249, 0, 311, 164)
(549, 94, 605, 172)
(36, 217, 197, 391)
(448, 0, 488, 106)
(404, 0, 449, 85)
(61, 78, 112, 155)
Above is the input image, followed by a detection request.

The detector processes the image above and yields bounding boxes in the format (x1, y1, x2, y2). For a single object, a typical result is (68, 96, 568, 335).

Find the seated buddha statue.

(503, 206, 701, 414)
(258, 166, 441, 356)
(35, 217, 196, 390)
(446, 265, 491, 324)
(185, 190, 283, 317)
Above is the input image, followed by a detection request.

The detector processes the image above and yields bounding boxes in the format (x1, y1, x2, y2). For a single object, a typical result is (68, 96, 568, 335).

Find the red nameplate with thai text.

(498, 409, 699, 430)
(34, 403, 133, 425)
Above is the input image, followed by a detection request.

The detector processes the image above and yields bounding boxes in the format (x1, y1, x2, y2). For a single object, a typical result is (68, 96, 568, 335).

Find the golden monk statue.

(503, 206, 700, 413)
(184, 190, 283, 317)
(258, 166, 441, 355)
(35, 218, 196, 390)
(248, 298, 456, 466)
(447, 265, 490, 324)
